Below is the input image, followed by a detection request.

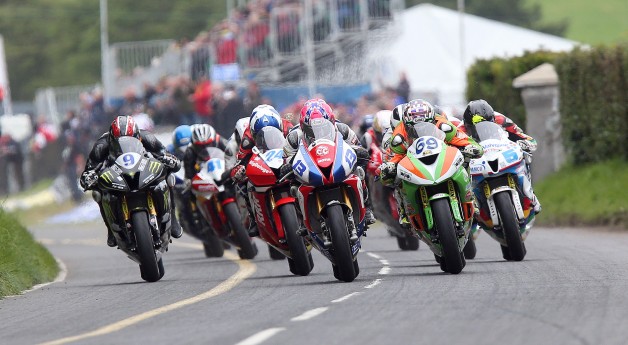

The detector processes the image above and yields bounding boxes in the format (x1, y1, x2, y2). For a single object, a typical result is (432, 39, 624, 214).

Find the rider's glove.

(279, 163, 293, 180)
(354, 146, 369, 161)
(231, 165, 247, 183)
(80, 170, 98, 190)
(461, 145, 482, 159)
(160, 153, 181, 171)
(379, 162, 397, 179)
(517, 140, 535, 153)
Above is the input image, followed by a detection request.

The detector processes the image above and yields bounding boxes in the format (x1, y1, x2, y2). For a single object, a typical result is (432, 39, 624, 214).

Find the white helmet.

(373, 110, 392, 135)
(191, 124, 217, 146)
(391, 103, 405, 129)
(249, 104, 283, 138)
(234, 117, 249, 143)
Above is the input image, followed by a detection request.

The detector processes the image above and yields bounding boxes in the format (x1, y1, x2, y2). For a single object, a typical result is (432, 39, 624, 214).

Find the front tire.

(224, 202, 258, 259)
(494, 192, 525, 261)
(133, 211, 161, 282)
(432, 199, 464, 274)
(203, 219, 224, 258)
(327, 205, 357, 282)
(463, 236, 477, 259)
(280, 204, 312, 276)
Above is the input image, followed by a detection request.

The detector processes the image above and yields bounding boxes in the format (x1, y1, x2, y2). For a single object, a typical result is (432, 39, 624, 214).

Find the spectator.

(397, 72, 410, 103)
(0, 128, 24, 195)
(214, 85, 246, 136)
(243, 80, 263, 115)
(190, 75, 214, 125)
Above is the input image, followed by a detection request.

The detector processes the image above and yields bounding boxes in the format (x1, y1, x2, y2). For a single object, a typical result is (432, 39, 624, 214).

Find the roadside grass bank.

(535, 160, 628, 228)
(0, 209, 59, 298)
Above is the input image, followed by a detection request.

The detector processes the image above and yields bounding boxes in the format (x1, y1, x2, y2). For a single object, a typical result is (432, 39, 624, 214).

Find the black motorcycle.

(92, 137, 177, 282)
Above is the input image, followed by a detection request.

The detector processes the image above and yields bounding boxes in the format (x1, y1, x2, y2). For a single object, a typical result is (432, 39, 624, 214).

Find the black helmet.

(463, 99, 495, 139)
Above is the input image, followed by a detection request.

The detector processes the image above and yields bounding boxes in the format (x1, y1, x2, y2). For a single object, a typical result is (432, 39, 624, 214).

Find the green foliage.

(407, 0, 568, 36)
(0, 209, 58, 298)
(0, 0, 226, 100)
(535, 160, 628, 228)
(555, 44, 628, 164)
(465, 50, 560, 129)
(529, 0, 628, 45)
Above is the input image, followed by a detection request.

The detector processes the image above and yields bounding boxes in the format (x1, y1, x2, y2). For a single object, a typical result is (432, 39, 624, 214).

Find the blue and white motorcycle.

(469, 122, 536, 261)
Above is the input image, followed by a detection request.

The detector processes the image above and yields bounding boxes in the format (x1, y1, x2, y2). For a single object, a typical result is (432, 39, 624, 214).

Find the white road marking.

(379, 266, 391, 275)
(290, 307, 329, 322)
(235, 328, 286, 345)
(364, 279, 382, 289)
(379, 259, 390, 266)
(331, 292, 361, 303)
(366, 252, 382, 260)
(39, 250, 256, 345)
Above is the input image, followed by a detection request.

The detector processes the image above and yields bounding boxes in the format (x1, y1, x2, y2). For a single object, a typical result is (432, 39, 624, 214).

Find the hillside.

(529, 0, 628, 44)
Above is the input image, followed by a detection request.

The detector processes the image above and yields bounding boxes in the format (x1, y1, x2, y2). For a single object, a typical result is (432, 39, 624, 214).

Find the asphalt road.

(2, 220, 628, 345)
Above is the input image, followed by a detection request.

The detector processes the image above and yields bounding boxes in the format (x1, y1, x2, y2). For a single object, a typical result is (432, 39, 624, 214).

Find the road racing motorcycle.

(367, 142, 420, 251)
(191, 147, 258, 259)
(246, 127, 313, 275)
(395, 122, 474, 274)
(288, 119, 368, 282)
(469, 121, 536, 261)
(93, 137, 176, 282)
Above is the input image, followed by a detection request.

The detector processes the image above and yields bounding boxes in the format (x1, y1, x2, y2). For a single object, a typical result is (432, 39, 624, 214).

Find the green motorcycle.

(395, 123, 475, 274)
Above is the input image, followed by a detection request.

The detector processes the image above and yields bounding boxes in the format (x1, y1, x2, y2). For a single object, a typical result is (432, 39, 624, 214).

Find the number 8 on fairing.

(345, 149, 357, 167)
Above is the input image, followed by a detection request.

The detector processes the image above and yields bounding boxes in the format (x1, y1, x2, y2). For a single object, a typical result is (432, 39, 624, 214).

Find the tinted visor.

(254, 127, 286, 151)
(303, 119, 336, 145)
(110, 136, 144, 157)
(474, 121, 503, 141)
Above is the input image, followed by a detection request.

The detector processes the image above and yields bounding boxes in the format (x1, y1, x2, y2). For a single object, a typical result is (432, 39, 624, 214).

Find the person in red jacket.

(189, 75, 213, 125)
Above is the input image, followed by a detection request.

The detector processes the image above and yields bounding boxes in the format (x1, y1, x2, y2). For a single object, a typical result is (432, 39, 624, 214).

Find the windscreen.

(407, 122, 446, 141)
(474, 122, 505, 141)
(254, 127, 286, 151)
(303, 119, 336, 145)
(111, 136, 144, 157)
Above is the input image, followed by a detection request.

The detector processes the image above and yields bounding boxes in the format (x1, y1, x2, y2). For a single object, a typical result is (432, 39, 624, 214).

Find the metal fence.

(34, 84, 99, 128)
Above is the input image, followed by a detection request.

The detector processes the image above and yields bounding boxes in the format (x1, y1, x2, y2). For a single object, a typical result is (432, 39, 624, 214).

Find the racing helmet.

(462, 99, 495, 140)
(391, 103, 406, 129)
(299, 98, 336, 127)
(403, 99, 435, 126)
(109, 115, 140, 140)
(234, 117, 249, 144)
(191, 124, 218, 150)
(373, 110, 392, 144)
(249, 105, 283, 138)
(172, 125, 192, 153)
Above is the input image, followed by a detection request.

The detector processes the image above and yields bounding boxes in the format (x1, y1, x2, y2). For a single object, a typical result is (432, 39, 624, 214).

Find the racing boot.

(170, 210, 183, 238)
(107, 228, 117, 247)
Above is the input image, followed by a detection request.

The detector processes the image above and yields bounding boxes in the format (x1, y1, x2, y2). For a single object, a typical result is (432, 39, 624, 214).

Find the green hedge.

(466, 50, 561, 129)
(555, 44, 628, 164)
(466, 44, 628, 164)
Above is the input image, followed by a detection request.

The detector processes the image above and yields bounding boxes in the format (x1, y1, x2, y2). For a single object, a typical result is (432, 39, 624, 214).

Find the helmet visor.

(474, 121, 504, 141)
(406, 122, 446, 141)
(254, 127, 286, 151)
(302, 119, 336, 145)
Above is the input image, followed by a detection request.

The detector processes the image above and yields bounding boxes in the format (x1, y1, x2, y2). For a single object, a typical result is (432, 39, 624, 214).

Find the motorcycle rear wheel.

(280, 204, 312, 276)
(203, 218, 225, 258)
(432, 198, 464, 274)
(494, 192, 525, 261)
(463, 236, 477, 259)
(327, 204, 357, 282)
(225, 202, 258, 260)
(396, 234, 420, 251)
(133, 211, 162, 282)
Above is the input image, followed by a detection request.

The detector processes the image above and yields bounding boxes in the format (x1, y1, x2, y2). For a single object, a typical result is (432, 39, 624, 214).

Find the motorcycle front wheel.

(432, 198, 465, 274)
(327, 204, 357, 282)
(133, 211, 162, 282)
(494, 192, 525, 261)
(225, 202, 258, 259)
(280, 203, 312, 276)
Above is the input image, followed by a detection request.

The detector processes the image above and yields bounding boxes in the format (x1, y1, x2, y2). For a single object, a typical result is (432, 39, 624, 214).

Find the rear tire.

(280, 204, 312, 276)
(203, 220, 224, 258)
(432, 199, 464, 274)
(396, 234, 420, 251)
(494, 192, 525, 261)
(133, 211, 161, 282)
(268, 245, 286, 260)
(224, 202, 257, 259)
(327, 205, 356, 282)
(463, 236, 477, 259)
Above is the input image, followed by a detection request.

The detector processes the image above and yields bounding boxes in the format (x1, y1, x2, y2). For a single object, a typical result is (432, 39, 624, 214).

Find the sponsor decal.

(252, 195, 265, 227)
(250, 161, 271, 174)
(317, 158, 332, 163)
(111, 165, 122, 174)
(100, 171, 114, 183)
(316, 146, 329, 156)
(138, 158, 148, 171)
(149, 161, 161, 174)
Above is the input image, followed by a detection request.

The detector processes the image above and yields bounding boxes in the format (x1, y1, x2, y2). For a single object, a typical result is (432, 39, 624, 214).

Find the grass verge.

(0, 209, 59, 298)
(535, 159, 628, 228)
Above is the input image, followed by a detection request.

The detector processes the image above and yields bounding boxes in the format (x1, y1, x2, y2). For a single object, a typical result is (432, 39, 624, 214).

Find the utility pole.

(0, 35, 12, 115)
(303, 0, 316, 97)
(458, 0, 466, 101)
(100, 0, 109, 104)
